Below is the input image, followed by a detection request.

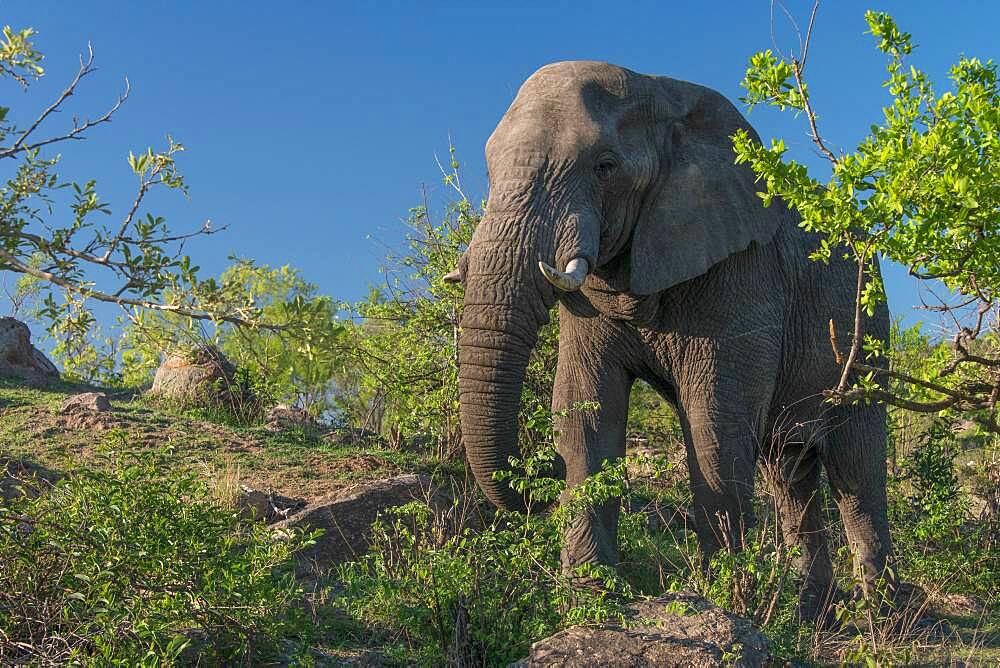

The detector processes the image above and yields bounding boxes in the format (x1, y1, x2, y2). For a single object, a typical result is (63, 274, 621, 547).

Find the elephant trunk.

(458, 205, 563, 512)
(458, 316, 539, 512)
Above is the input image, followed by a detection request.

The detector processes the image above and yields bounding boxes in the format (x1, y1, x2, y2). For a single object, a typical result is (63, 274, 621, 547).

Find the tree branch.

(835, 238, 875, 393)
(790, 57, 838, 165)
(0, 44, 130, 160)
(799, 1, 820, 71)
(0, 247, 286, 331)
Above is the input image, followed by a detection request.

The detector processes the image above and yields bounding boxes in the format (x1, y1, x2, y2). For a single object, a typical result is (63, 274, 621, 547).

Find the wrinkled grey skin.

(456, 61, 892, 618)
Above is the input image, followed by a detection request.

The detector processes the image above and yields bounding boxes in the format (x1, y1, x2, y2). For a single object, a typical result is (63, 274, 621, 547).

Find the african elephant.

(451, 61, 893, 619)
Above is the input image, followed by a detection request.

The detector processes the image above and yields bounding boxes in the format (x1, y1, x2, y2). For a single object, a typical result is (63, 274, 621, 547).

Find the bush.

(337, 431, 631, 666)
(889, 417, 1000, 603)
(0, 438, 319, 665)
(338, 503, 562, 666)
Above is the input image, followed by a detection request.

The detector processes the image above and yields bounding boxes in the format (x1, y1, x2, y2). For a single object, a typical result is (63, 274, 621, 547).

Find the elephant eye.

(594, 159, 617, 182)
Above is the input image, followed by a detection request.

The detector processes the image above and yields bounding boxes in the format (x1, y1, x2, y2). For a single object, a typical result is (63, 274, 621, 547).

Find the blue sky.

(4, 2, 997, 328)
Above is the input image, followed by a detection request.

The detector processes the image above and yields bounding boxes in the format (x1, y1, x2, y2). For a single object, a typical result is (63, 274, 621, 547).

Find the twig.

(799, 1, 821, 71)
(0, 44, 130, 160)
(790, 57, 838, 165)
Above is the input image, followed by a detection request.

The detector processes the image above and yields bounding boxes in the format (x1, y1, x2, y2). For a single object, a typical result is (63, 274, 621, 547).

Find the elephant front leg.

(552, 327, 634, 577)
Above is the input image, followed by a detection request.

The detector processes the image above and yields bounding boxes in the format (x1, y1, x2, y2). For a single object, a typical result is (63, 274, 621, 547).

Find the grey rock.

(267, 404, 320, 431)
(60, 392, 111, 414)
(148, 345, 238, 406)
(0, 317, 59, 383)
(519, 590, 769, 667)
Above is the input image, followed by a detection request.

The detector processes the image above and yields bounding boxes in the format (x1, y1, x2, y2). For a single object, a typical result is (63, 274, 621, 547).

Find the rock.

(60, 392, 111, 414)
(236, 485, 306, 523)
(0, 317, 59, 383)
(148, 345, 240, 406)
(267, 404, 320, 431)
(271, 474, 449, 576)
(517, 590, 770, 667)
(57, 391, 120, 430)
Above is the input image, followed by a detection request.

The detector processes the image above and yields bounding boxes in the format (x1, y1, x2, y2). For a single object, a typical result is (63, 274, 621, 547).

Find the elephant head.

(458, 61, 779, 511)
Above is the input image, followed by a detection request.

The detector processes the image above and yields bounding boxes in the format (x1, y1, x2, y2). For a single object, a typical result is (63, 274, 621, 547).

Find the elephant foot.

(796, 583, 846, 629)
(561, 550, 626, 604)
(563, 569, 627, 608)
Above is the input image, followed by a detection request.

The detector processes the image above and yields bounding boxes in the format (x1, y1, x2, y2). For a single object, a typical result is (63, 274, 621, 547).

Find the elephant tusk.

(442, 268, 463, 283)
(538, 257, 589, 292)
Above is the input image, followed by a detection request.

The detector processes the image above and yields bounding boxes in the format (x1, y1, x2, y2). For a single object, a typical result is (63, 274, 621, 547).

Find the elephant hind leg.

(821, 402, 895, 599)
(680, 411, 759, 562)
(761, 422, 837, 622)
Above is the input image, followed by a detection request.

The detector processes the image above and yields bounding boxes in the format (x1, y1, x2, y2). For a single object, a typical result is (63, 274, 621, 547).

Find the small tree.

(0, 27, 288, 380)
(347, 153, 475, 452)
(120, 260, 346, 414)
(734, 7, 1000, 432)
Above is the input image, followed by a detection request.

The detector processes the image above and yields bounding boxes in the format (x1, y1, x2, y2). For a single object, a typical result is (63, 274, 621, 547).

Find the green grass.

(0, 376, 444, 503)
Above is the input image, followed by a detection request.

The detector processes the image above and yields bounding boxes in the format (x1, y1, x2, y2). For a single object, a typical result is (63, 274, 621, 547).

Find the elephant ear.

(629, 79, 781, 296)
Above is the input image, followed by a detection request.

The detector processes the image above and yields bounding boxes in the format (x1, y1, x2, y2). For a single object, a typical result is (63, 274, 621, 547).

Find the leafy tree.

(734, 9, 1000, 432)
(885, 321, 949, 468)
(345, 158, 474, 452)
(216, 263, 345, 415)
(116, 260, 346, 417)
(0, 27, 288, 379)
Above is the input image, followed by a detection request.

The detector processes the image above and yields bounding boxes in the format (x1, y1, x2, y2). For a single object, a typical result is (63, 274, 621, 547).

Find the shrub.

(0, 438, 319, 665)
(338, 503, 564, 666)
(889, 417, 1000, 603)
(337, 422, 631, 666)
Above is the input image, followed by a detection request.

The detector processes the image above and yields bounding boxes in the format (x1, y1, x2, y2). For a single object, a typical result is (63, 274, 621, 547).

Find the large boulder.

(0, 317, 59, 383)
(271, 474, 450, 576)
(517, 590, 770, 667)
(149, 345, 239, 406)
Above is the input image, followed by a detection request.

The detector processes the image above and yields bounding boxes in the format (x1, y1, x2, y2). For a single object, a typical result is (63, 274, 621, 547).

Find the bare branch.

(119, 219, 227, 246)
(799, 1, 821, 71)
(0, 45, 130, 160)
(102, 172, 153, 262)
(770, 1, 802, 61)
(790, 57, 838, 165)
(835, 238, 874, 394)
